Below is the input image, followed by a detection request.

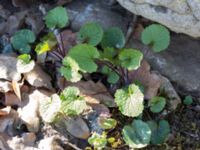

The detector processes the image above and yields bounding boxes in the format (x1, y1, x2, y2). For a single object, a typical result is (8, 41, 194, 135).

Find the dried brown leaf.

(67, 80, 115, 107)
(24, 65, 52, 89)
(56, 117, 90, 139)
(5, 92, 21, 106)
(0, 55, 21, 81)
(129, 60, 162, 99)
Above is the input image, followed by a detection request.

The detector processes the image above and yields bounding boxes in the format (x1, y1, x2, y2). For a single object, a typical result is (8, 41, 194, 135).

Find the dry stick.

(123, 15, 138, 85)
(64, 141, 82, 150)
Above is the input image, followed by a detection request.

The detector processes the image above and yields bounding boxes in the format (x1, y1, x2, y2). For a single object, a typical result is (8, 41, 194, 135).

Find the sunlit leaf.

(114, 84, 144, 117)
(99, 117, 117, 129)
(88, 132, 107, 149)
(17, 54, 31, 64)
(60, 57, 82, 82)
(39, 94, 61, 123)
(60, 86, 88, 116)
(35, 32, 57, 55)
(17, 54, 35, 73)
(119, 48, 143, 70)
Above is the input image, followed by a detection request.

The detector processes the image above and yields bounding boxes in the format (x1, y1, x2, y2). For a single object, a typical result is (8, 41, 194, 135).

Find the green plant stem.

(96, 59, 123, 80)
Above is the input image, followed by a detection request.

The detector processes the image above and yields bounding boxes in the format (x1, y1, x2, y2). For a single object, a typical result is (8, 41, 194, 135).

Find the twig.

(123, 15, 138, 85)
(125, 15, 138, 46)
(63, 141, 82, 150)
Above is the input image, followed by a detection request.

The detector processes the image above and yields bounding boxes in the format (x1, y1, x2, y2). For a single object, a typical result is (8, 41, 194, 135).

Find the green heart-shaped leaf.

(141, 24, 170, 52)
(119, 48, 143, 70)
(78, 22, 103, 46)
(149, 96, 166, 113)
(101, 27, 125, 49)
(11, 29, 35, 53)
(45, 6, 69, 29)
(68, 44, 100, 73)
(147, 120, 170, 144)
(114, 84, 144, 117)
(122, 120, 151, 148)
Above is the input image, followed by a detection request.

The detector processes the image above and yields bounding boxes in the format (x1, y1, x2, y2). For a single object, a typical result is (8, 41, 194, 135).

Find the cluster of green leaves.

(122, 119, 170, 148)
(10, 5, 172, 149)
(39, 86, 89, 123)
(11, 6, 68, 54)
(61, 22, 143, 84)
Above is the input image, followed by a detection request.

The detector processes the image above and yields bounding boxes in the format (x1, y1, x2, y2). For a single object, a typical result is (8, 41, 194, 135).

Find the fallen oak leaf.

(19, 89, 53, 132)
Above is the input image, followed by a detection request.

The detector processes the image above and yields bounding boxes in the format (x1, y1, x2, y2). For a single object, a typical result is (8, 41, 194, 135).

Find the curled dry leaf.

(19, 89, 53, 132)
(24, 65, 52, 89)
(55, 117, 90, 139)
(0, 55, 21, 81)
(0, 80, 12, 93)
(12, 80, 23, 100)
(129, 60, 162, 100)
(67, 80, 115, 107)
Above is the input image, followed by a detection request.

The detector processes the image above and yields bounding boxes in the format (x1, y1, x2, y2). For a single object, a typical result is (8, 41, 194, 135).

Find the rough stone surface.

(117, 0, 200, 37)
(128, 34, 200, 97)
(67, 0, 132, 33)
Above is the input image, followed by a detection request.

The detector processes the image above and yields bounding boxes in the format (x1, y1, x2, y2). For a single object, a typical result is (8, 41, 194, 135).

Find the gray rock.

(128, 34, 200, 97)
(67, 0, 132, 33)
(117, 0, 200, 37)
